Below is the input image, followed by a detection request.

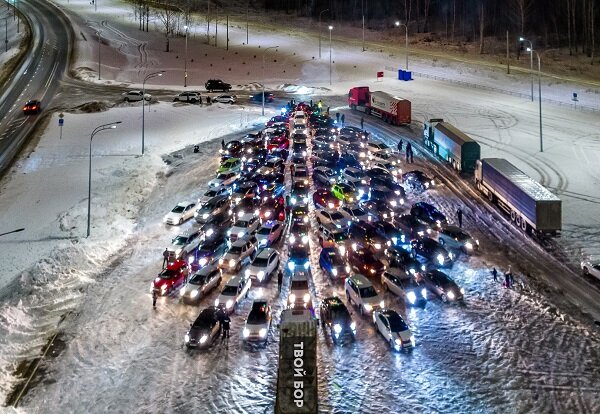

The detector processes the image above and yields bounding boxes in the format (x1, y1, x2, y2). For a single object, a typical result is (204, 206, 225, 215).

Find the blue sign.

(58, 118, 64, 126)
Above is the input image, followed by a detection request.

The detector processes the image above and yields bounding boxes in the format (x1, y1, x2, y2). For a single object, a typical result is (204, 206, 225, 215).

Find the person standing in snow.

(397, 139, 403, 152)
(504, 266, 513, 288)
(222, 314, 231, 343)
(152, 289, 158, 309)
(162, 248, 169, 269)
(336, 112, 340, 124)
(277, 269, 283, 292)
(457, 209, 463, 228)
(405, 142, 412, 163)
(216, 306, 226, 334)
(360, 117, 365, 130)
(492, 267, 498, 282)
(341, 114, 345, 126)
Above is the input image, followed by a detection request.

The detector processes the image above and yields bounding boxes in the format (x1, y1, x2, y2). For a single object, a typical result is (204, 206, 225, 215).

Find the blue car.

(251, 92, 274, 102)
(288, 243, 310, 272)
(319, 248, 351, 280)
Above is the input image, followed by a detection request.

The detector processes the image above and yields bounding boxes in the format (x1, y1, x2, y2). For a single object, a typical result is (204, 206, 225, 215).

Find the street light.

(96, 30, 102, 80)
(262, 46, 279, 116)
(526, 47, 543, 152)
(184, 25, 188, 87)
(88, 121, 121, 238)
(395, 21, 408, 71)
(328, 26, 333, 86)
(362, 0, 367, 51)
(246, 1, 249, 45)
(519, 36, 534, 101)
(318, 9, 329, 59)
(142, 71, 165, 155)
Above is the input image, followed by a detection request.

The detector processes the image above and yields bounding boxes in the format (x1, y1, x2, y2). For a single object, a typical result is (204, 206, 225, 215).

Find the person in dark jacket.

(457, 209, 463, 228)
(222, 314, 231, 342)
(217, 306, 226, 334)
(221, 139, 225, 149)
(405, 142, 412, 163)
(162, 248, 169, 269)
(152, 289, 158, 309)
(504, 266, 513, 288)
(492, 267, 498, 282)
(341, 114, 345, 126)
(336, 112, 340, 123)
(360, 117, 364, 130)
(397, 139, 403, 152)
(277, 269, 283, 292)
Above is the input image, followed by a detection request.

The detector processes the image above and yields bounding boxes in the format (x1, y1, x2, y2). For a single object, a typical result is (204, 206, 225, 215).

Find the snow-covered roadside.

(0, 101, 270, 402)
(0, 6, 27, 78)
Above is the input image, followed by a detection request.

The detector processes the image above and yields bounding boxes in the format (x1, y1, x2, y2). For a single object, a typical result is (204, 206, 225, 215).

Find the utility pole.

(506, 31, 510, 74)
(362, 0, 366, 51)
(329, 26, 333, 85)
(96, 31, 102, 80)
(318, 9, 329, 59)
(527, 47, 543, 153)
(226, 15, 229, 51)
(215, 7, 218, 47)
(520, 37, 534, 101)
(246, 1, 249, 45)
(184, 25, 188, 87)
(5, 18, 7, 52)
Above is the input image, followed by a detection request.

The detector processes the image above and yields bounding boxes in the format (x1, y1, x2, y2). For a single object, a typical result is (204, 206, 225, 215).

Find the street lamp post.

(328, 26, 333, 85)
(246, 1, 249, 44)
(5, 18, 8, 52)
(88, 121, 121, 238)
(142, 71, 165, 155)
(519, 37, 534, 101)
(184, 25, 188, 87)
(527, 47, 543, 153)
(395, 21, 408, 71)
(96, 30, 102, 80)
(262, 46, 279, 116)
(318, 9, 329, 59)
(362, 0, 366, 51)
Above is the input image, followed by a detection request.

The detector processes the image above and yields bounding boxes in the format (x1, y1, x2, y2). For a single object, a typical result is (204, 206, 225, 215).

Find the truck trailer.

(348, 86, 411, 126)
(424, 119, 481, 173)
(475, 158, 561, 236)
(275, 309, 318, 414)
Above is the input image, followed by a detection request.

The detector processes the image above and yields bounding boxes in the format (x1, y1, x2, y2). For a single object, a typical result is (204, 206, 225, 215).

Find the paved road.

(0, 0, 71, 174)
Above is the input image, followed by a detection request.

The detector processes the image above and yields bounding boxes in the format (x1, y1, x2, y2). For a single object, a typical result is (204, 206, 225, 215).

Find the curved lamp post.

(142, 71, 165, 155)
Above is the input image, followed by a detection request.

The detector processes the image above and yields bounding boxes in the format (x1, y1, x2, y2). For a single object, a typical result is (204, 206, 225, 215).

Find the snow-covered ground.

(0, 6, 26, 74)
(0, 0, 599, 412)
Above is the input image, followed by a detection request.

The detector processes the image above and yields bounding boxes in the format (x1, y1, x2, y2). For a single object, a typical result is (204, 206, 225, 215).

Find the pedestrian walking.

(397, 139, 403, 152)
(405, 142, 412, 163)
(504, 266, 513, 288)
(221, 139, 225, 150)
(326, 106, 330, 115)
(152, 289, 158, 309)
(222, 314, 231, 343)
(457, 208, 463, 228)
(310, 99, 313, 107)
(277, 269, 283, 292)
(162, 248, 169, 269)
(341, 114, 345, 126)
(336, 112, 340, 123)
(217, 306, 226, 334)
(492, 267, 498, 282)
(360, 117, 364, 130)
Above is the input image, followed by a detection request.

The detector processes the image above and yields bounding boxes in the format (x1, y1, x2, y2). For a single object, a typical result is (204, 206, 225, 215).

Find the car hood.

(247, 265, 268, 275)
(189, 326, 212, 339)
(217, 293, 236, 304)
(164, 212, 182, 220)
(393, 329, 413, 343)
(208, 179, 224, 187)
(222, 253, 241, 262)
(244, 322, 269, 332)
(153, 277, 174, 288)
(362, 295, 383, 306)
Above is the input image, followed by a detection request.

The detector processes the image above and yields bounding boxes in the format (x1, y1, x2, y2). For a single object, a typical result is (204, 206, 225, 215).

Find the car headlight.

(199, 257, 208, 267)
(406, 291, 417, 304)
(379, 300, 385, 308)
(289, 293, 296, 303)
(288, 262, 296, 271)
(390, 200, 397, 207)
(174, 248, 182, 256)
(332, 268, 338, 276)
(448, 252, 454, 260)
(190, 289, 199, 299)
(476, 239, 480, 246)
(188, 255, 195, 265)
(447, 291, 455, 300)
(409, 268, 416, 275)
(391, 237, 398, 245)
(361, 179, 366, 184)
(303, 293, 310, 303)
(303, 216, 309, 223)
(229, 259, 236, 268)
(348, 197, 354, 202)
(238, 231, 245, 238)
(219, 258, 224, 265)
(374, 243, 382, 250)
(180, 287, 186, 296)
(227, 229, 232, 236)
(333, 324, 342, 334)
(265, 211, 271, 217)
(259, 328, 267, 338)
(421, 288, 427, 299)
(302, 235, 309, 244)
(289, 235, 296, 244)
(363, 304, 373, 312)
(431, 180, 435, 186)
(214, 298, 220, 306)
(184, 333, 190, 343)
(243, 328, 250, 338)
(465, 242, 473, 250)
(291, 197, 297, 205)
(199, 335, 208, 344)
(202, 213, 209, 220)
(245, 269, 251, 277)
(460, 287, 465, 294)
(437, 254, 445, 265)
(257, 271, 265, 281)
(226, 299, 234, 309)
(304, 261, 310, 270)
(425, 182, 430, 188)
(328, 202, 334, 208)
(350, 321, 356, 332)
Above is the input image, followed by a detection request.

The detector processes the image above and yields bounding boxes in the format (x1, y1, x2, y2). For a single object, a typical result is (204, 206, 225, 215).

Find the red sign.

(377, 71, 384, 78)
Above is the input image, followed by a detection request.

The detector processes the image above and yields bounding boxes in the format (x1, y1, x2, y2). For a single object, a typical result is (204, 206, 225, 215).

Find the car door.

(376, 314, 391, 340)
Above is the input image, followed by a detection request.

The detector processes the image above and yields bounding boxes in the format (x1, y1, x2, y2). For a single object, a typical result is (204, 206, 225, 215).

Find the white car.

(293, 111, 307, 125)
(123, 90, 151, 102)
(434, 225, 480, 254)
(345, 274, 384, 315)
(341, 167, 369, 186)
(292, 123, 308, 135)
(581, 260, 600, 281)
(213, 94, 237, 104)
(227, 213, 260, 242)
(180, 265, 222, 304)
(174, 91, 201, 103)
(245, 248, 280, 284)
(366, 141, 391, 154)
(208, 171, 239, 188)
(167, 230, 202, 260)
(370, 150, 402, 166)
(214, 274, 251, 314)
(218, 237, 257, 272)
(341, 204, 377, 223)
(256, 221, 284, 247)
(164, 201, 196, 225)
(287, 270, 312, 309)
(198, 186, 231, 206)
(243, 300, 272, 344)
(373, 308, 415, 351)
(315, 209, 352, 229)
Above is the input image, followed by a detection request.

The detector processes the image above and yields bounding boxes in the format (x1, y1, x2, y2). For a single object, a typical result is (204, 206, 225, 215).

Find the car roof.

(231, 238, 250, 247)
(256, 248, 276, 258)
(291, 272, 309, 282)
(237, 213, 255, 221)
(176, 201, 194, 207)
(225, 275, 246, 286)
(347, 273, 372, 286)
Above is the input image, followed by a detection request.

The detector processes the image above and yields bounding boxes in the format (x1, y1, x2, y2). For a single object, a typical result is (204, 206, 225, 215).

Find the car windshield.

(331, 306, 350, 321)
(199, 241, 222, 253)
(159, 269, 178, 279)
(228, 246, 243, 254)
(217, 173, 232, 179)
(359, 286, 378, 298)
(193, 311, 216, 327)
(289, 247, 308, 260)
(328, 252, 344, 265)
(221, 285, 238, 295)
(350, 208, 365, 216)
(205, 189, 219, 197)
(454, 231, 470, 241)
(387, 312, 409, 331)
(171, 206, 185, 213)
(172, 236, 188, 245)
(189, 273, 208, 285)
(252, 257, 269, 267)
(235, 220, 250, 228)
(291, 280, 309, 290)
(247, 308, 267, 324)
(329, 212, 345, 220)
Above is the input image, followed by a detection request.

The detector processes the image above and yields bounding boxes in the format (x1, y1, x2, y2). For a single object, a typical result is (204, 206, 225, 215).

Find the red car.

(260, 196, 286, 222)
(23, 100, 41, 115)
(151, 260, 190, 296)
(348, 245, 386, 277)
(313, 188, 342, 209)
(266, 115, 287, 127)
(267, 136, 290, 152)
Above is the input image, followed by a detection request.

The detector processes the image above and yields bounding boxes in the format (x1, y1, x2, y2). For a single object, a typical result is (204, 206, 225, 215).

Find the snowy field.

(0, 0, 599, 412)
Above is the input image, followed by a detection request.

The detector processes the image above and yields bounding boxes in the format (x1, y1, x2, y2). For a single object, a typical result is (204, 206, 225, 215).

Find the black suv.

(205, 79, 232, 92)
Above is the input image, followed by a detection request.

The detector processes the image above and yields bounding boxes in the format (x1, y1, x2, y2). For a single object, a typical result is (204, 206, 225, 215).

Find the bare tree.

(155, 2, 178, 52)
(423, 0, 431, 32)
(479, 1, 485, 54)
(510, 0, 532, 35)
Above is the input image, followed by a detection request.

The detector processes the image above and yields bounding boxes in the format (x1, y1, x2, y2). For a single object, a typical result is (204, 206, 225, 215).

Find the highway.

(0, 0, 71, 174)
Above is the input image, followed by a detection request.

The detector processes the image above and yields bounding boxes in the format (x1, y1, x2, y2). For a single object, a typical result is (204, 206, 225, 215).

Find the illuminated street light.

(395, 21, 408, 71)
(526, 47, 543, 153)
(328, 26, 333, 86)
(318, 9, 329, 59)
(519, 37, 534, 101)
(142, 71, 165, 155)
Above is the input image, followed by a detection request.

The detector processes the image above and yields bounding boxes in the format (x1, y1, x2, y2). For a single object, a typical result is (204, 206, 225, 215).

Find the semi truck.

(423, 119, 481, 173)
(275, 309, 317, 414)
(474, 158, 561, 236)
(348, 86, 411, 126)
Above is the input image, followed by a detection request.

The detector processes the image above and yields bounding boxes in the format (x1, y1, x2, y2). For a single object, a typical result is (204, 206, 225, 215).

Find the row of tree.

(130, 0, 597, 62)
